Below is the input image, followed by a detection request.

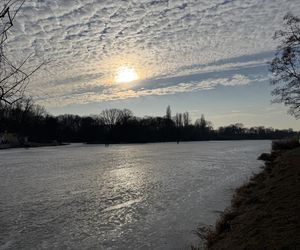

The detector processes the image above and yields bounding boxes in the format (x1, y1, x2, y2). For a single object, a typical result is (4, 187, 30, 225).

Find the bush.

(272, 138, 300, 151)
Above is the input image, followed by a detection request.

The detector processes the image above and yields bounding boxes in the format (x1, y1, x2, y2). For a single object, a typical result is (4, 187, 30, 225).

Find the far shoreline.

(0, 142, 69, 150)
(85, 138, 272, 145)
(0, 139, 272, 150)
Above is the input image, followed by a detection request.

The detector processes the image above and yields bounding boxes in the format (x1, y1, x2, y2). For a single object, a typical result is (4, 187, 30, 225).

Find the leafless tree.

(183, 111, 190, 127)
(117, 109, 133, 125)
(0, 0, 43, 105)
(195, 115, 205, 128)
(101, 109, 120, 127)
(195, 114, 213, 132)
(100, 108, 133, 127)
(174, 113, 183, 127)
(270, 14, 300, 118)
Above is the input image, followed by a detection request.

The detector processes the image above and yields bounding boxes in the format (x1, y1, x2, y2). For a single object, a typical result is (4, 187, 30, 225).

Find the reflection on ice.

(0, 141, 270, 250)
(103, 198, 142, 212)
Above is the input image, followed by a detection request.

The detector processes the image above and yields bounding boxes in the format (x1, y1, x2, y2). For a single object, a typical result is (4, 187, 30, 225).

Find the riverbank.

(195, 141, 300, 249)
(0, 142, 68, 150)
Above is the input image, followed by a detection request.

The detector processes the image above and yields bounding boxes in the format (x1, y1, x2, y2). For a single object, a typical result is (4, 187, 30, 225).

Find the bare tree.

(101, 109, 120, 127)
(183, 111, 190, 127)
(270, 14, 300, 118)
(117, 109, 133, 125)
(195, 114, 206, 128)
(174, 113, 183, 127)
(100, 109, 133, 127)
(0, 1, 43, 105)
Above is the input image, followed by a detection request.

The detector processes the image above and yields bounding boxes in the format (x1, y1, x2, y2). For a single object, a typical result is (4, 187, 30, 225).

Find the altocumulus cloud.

(6, 0, 300, 107)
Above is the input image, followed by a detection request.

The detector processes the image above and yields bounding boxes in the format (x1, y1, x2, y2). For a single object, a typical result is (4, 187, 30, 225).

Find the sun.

(115, 67, 139, 83)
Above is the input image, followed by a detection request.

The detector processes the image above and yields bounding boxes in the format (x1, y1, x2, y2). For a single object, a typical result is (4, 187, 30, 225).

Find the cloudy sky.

(6, 0, 300, 129)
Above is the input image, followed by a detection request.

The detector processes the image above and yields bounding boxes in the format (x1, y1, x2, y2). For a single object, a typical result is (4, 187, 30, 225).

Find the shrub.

(272, 138, 300, 151)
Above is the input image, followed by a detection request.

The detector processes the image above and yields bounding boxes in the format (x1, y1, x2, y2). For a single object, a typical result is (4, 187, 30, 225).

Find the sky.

(6, 0, 300, 129)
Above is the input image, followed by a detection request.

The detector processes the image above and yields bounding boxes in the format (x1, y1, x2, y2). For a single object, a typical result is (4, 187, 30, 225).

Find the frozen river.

(0, 141, 270, 249)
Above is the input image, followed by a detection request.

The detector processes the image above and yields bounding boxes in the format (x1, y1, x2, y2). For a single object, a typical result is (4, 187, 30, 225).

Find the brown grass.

(193, 142, 300, 250)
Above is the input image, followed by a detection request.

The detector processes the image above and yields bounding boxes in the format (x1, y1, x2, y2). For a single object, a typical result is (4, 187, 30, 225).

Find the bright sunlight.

(115, 67, 139, 83)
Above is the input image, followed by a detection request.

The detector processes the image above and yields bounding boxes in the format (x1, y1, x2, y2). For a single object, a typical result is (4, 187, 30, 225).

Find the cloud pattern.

(6, 0, 300, 107)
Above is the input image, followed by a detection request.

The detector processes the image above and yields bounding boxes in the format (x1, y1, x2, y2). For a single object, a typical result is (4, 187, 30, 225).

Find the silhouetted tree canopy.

(270, 14, 300, 118)
(0, 103, 298, 145)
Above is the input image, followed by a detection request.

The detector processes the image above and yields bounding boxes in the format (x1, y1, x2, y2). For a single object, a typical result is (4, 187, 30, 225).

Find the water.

(0, 141, 270, 250)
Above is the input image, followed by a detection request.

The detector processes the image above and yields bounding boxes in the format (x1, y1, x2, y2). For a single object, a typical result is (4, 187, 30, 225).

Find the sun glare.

(115, 67, 139, 83)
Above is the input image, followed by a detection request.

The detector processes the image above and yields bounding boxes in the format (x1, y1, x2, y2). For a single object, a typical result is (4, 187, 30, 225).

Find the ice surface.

(0, 141, 270, 250)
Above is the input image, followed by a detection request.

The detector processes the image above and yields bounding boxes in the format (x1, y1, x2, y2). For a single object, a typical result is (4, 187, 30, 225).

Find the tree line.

(0, 101, 298, 144)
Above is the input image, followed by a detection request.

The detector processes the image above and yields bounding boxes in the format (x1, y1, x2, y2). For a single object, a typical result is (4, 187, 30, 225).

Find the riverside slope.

(207, 147, 300, 250)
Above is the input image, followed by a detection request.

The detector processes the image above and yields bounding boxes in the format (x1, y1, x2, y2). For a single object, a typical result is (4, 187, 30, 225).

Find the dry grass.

(193, 144, 300, 250)
(192, 225, 217, 249)
(192, 208, 239, 249)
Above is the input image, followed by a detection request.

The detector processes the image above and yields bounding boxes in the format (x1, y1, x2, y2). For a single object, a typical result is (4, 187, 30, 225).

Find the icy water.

(0, 141, 270, 250)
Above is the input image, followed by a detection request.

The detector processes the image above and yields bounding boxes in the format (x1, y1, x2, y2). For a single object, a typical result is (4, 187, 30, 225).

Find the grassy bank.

(194, 139, 300, 250)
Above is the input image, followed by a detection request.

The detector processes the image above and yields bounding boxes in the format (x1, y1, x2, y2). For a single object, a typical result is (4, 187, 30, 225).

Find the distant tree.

(174, 113, 183, 127)
(100, 108, 133, 127)
(0, 1, 43, 105)
(166, 105, 171, 120)
(195, 114, 213, 139)
(101, 109, 120, 127)
(233, 123, 245, 134)
(270, 14, 300, 118)
(32, 103, 47, 119)
(183, 111, 190, 127)
(118, 109, 133, 125)
(57, 114, 81, 135)
(195, 114, 207, 130)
